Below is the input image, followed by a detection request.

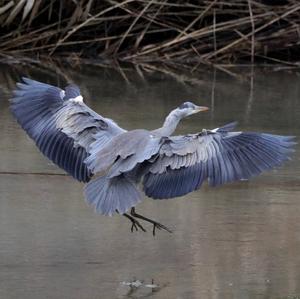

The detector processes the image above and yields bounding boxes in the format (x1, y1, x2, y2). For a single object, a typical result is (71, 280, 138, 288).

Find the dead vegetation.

(1, 0, 300, 66)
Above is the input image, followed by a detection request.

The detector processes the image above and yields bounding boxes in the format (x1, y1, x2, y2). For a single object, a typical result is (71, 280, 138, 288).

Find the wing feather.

(143, 125, 295, 199)
(11, 78, 125, 182)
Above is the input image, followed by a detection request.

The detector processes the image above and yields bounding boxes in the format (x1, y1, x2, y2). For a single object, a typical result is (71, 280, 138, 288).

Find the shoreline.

(1, 1, 300, 66)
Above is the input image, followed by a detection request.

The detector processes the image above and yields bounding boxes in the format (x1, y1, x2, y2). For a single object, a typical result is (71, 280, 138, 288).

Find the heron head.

(177, 101, 209, 118)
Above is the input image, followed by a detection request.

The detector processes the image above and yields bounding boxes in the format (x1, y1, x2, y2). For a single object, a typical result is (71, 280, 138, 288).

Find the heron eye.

(179, 102, 189, 109)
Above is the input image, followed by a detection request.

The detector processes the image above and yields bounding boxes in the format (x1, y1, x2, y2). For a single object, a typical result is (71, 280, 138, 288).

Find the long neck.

(151, 109, 181, 137)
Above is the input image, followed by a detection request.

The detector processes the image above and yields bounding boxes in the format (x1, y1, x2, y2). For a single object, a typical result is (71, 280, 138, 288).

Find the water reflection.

(0, 63, 299, 299)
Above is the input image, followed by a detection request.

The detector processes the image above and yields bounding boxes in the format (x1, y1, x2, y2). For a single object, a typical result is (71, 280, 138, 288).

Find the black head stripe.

(179, 102, 194, 109)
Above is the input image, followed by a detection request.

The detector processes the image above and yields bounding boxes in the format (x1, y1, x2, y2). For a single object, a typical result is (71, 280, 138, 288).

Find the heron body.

(11, 78, 296, 234)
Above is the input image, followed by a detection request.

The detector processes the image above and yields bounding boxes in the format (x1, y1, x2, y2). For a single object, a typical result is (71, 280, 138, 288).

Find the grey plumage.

(11, 78, 296, 223)
(11, 77, 124, 182)
(84, 175, 142, 216)
(143, 125, 294, 199)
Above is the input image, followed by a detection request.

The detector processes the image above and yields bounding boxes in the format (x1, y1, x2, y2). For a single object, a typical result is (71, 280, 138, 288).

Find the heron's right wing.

(143, 123, 296, 199)
(11, 77, 125, 182)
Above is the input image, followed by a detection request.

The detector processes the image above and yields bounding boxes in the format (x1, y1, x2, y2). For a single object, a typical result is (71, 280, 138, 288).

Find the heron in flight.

(11, 78, 295, 235)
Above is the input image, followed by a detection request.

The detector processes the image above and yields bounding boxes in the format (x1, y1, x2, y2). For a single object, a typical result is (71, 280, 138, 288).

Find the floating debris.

(144, 283, 159, 289)
(120, 279, 159, 289)
(121, 280, 143, 288)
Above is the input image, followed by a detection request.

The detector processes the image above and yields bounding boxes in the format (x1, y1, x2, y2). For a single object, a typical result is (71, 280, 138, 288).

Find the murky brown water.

(0, 64, 299, 299)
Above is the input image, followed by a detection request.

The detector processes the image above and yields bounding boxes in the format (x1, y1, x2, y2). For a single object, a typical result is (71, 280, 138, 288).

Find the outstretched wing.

(11, 77, 125, 182)
(143, 122, 296, 199)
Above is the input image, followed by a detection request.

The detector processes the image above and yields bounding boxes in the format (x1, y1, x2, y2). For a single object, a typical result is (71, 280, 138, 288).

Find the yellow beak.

(193, 106, 209, 113)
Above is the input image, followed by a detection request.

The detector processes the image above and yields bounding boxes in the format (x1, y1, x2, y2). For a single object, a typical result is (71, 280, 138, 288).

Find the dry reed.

(1, 0, 300, 66)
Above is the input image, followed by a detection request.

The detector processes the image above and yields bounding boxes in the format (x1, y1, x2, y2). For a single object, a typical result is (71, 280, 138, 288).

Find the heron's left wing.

(11, 77, 125, 182)
(143, 123, 296, 199)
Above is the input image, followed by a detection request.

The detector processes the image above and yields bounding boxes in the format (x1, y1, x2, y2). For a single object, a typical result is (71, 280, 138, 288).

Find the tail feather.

(84, 175, 142, 216)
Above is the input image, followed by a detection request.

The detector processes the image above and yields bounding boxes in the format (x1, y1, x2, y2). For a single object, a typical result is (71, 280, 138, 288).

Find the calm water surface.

(0, 64, 299, 299)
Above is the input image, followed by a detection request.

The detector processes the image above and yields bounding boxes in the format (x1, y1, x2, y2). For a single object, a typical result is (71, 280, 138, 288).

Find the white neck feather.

(151, 109, 181, 137)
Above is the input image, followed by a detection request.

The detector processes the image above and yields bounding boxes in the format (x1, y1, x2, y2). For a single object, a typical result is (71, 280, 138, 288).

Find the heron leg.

(123, 213, 147, 233)
(130, 207, 172, 236)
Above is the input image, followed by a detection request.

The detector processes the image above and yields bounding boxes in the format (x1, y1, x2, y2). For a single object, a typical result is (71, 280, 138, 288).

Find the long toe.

(153, 222, 172, 236)
(135, 221, 147, 232)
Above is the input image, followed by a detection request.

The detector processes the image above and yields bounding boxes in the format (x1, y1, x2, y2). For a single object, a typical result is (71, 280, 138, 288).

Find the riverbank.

(1, 1, 300, 66)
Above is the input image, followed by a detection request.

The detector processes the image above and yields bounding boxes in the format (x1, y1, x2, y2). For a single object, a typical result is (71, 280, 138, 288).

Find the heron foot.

(130, 207, 172, 236)
(123, 213, 147, 233)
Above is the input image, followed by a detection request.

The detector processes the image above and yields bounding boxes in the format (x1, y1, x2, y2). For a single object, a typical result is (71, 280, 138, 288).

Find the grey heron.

(11, 78, 296, 235)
